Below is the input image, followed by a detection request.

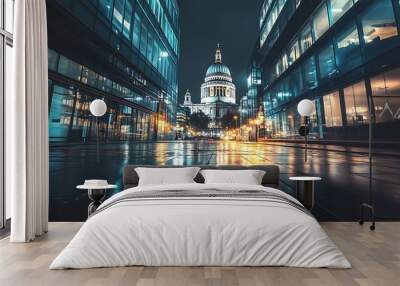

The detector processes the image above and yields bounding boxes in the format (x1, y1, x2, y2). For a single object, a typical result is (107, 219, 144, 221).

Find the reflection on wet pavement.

(50, 140, 400, 221)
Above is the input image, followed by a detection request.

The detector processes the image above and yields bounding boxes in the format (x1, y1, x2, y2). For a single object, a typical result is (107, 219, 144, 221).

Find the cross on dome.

(215, 44, 222, 64)
(206, 44, 232, 78)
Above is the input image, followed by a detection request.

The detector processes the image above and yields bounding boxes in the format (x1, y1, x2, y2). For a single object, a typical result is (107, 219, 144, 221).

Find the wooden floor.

(0, 222, 399, 286)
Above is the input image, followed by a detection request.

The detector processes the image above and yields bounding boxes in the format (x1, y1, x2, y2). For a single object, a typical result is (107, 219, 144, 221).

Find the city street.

(49, 140, 400, 221)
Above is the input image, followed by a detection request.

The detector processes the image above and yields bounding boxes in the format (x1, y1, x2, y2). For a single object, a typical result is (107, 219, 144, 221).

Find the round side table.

(289, 177, 321, 210)
(77, 184, 117, 217)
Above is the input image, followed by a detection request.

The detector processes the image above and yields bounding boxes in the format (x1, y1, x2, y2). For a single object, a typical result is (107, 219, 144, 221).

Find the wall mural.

(47, 0, 400, 222)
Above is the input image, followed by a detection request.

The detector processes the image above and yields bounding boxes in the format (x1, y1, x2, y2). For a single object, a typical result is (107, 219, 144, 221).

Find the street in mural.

(48, 0, 400, 222)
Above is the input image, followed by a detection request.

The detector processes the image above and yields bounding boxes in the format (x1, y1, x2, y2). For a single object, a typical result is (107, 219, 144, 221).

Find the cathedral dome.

(204, 45, 232, 81)
(201, 44, 236, 105)
(206, 63, 231, 77)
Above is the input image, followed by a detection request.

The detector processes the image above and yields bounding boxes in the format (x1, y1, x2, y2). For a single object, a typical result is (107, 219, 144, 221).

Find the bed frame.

(123, 165, 280, 190)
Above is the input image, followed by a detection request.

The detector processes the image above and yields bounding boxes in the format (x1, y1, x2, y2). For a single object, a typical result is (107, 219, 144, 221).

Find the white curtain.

(7, 0, 49, 242)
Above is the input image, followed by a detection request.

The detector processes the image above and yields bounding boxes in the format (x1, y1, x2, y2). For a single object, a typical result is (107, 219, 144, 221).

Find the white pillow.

(135, 167, 200, 186)
(200, 169, 266, 185)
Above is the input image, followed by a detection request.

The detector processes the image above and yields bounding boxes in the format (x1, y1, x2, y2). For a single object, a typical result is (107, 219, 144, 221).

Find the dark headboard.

(123, 165, 280, 189)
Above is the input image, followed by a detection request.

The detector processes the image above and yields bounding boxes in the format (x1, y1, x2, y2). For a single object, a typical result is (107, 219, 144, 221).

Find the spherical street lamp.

(297, 99, 315, 117)
(90, 99, 107, 163)
(90, 99, 107, 117)
(297, 99, 315, 163)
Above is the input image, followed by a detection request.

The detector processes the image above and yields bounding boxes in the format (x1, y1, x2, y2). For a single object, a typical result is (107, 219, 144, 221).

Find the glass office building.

(255, 0, 400, 141)
(47, 0, 180, 142)
(241, 61, 262, 125)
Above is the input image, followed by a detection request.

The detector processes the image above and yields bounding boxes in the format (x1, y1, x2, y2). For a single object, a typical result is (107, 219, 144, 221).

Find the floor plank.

(0, 222, 399, 286)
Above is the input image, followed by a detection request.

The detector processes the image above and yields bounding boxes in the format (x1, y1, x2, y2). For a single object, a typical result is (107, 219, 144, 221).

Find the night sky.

(177, 0, 262, 104)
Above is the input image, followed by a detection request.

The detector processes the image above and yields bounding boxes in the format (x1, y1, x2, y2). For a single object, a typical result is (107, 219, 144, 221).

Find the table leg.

(87, 189, 106, 216)
(295, 181, 315, 210)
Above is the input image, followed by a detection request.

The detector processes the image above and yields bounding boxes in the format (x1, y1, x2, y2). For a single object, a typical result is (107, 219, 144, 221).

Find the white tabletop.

(76, 185, 117, 190)
(289, 177, 322, 181)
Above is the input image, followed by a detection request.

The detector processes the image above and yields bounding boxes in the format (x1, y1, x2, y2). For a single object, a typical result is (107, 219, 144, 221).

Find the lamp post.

(297, 99, 315, 163)
(233, 115, 238, 141)
(256, 110, 264, 142)
(90, 99, 107, 163)
(359, 91, 375, 230)
(246, 125, 252, 142)
(248, 119, 254, 141)
(255, 119, 260, 142)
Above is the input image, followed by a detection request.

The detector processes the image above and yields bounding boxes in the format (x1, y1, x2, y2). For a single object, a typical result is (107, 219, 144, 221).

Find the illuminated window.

(371, 68, 400, 123)
(112, 0, 124, 32)
(329, 0, 353, 23)
(313, 3, 329, 40)
(259, 0, 287, 48)
(361, 0, 398, 45)
(300, 24, 313, 54)
(323, 91, 343, 127)
(282, 53, 288, 72)
(344, 81, 369, 125)
(334, 23, 361, 72)
(288, 39, 300, 65)
(122, 0, 132, 39)
(49, 85, 75, 138)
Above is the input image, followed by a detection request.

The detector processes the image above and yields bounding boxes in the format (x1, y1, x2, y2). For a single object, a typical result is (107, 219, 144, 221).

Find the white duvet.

(50, 183, 351, 269)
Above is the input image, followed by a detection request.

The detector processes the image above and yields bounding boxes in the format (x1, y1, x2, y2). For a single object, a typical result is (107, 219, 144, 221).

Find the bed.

(50, 165, 350, 269)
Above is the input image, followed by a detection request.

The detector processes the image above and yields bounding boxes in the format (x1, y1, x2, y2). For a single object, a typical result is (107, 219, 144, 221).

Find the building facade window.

(132, 12, 141, 48)
(344, 81, 369, 125)
(259, 0, 288, 47)
(58, 56, 82, 81)
(48, 83, 154, 142)
(258, 0, 400, 141)
(329, 0, 354, 23)
(318, 44, 337, 79)
(50, 49, 159, 112)
(99, 0, 113, 20)
(48, 49, 59, 71)
(334, 23, 361, 72)
(49, 85, 75, 140)
(361, 0, 398, 46)
(302, 56, 318, 89)
(122, 0, 133, 39)
(147, 33, 154, 63)
(371, 67, 400, 123)
(139, 22, 148, 56)
(288, 39, 300, 65)
(300, 24, 313, 53)
(323, 91, 343, 127)
(95, 1, 179, 87)
(145, 0, 179, 55)
(313, 3, 329, 40)
(282, 53, 288, 72)
(112, 0, 124, 32)
(289, 67, 303, 97)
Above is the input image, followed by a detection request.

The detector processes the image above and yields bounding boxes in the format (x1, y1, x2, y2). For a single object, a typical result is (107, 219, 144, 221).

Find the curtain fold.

(7, 0, 49, 242)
